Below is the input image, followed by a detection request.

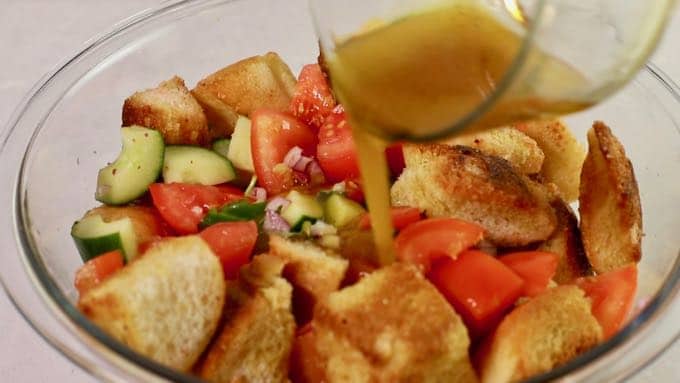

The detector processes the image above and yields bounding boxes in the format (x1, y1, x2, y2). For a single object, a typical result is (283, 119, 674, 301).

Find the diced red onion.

(263, 210, 291, 232)
(310, 220, 337, 237)
(250, 187, 267, 203)
(283, 146, 303, 168)
(266, 196, 290, 212)
(307, 160, 325, 185)
(293, 156, 313, 172)
(332, 181, 346, 193)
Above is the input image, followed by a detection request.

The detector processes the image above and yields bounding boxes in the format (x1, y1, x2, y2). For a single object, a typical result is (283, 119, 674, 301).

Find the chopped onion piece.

(332, 181, 346, 193)
(293, 156, 313, 172)
(310, 220, 337, 237)
(263, 210, 290, 233)
(283, 146, 303, 168)
(250, 187, 267, 203)
(266, 196, 290, 212)
(308, 160, 325, 185)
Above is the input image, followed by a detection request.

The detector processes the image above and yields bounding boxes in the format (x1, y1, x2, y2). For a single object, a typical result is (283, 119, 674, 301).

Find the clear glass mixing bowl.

(0, 0, 678, 381)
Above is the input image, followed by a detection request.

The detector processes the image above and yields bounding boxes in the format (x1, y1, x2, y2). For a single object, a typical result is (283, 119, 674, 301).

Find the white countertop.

(1, 1, 678, 381)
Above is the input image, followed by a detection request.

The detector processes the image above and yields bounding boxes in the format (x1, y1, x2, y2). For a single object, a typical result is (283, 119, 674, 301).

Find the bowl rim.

(1, 0, 679, 381)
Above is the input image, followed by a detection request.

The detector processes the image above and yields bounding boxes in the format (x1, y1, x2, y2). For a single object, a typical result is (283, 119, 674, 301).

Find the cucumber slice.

(71, 215, 138, 262)
(212, 138, 231, 158)
(163, 145, 236, 185)
(280, 190, 324, 230)
(96, 126, 164, 205)
(323, 193, 366, 227)
(227, 116, 255, 172)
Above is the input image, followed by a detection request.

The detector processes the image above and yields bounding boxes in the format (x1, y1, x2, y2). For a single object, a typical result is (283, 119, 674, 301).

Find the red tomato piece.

(428, 250, 524, 337)
(359, 206, 422, 231)
(385, 143, 406, 179)
(394, 217, 484, 272)
(499, 251, 559, 297)
(74, 250, 124, 296)
(199, 221, 258, 279)
(149, 183, 243, 235)
(251, 109, 317, 195)
(290, 64, 336, 130)
(316, 105, 360, 183)
(343, 179, 365, 204)
(576, 265, 638, 339)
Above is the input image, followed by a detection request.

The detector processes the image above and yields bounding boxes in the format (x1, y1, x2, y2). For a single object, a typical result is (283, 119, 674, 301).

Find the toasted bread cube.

(301, 264, 478, 382)
(538, 199, 591, 283)
(443, 126, 545, 174)
(78, 236, 225, 371)
(269, 235, 348, 301)
(391, 144, 556, 247)
(122, 76, 209, 146)
(478, 286, 602, 383)
(579, 122, 642, 273)
(192, 52, 297, 138)
(514, 119, 586, 202)
(199, 255, 295, 383)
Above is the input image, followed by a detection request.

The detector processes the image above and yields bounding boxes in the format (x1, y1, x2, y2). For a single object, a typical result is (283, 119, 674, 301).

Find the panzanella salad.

(71, 52, 642, 383)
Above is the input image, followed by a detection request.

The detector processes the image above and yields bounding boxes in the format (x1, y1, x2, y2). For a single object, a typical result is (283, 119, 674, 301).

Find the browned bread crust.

(199, 255, 295, 383)
(122, 76, 209, 145)
(300, 263, 478, 382)
(391, 144, 556, 247)
(579, 121, 642, 273)
(514, 119, 586, 202)
(191, 52, 296, 139)
(478, 286, 602, 383)
(79, 236, 225, 371)
(538, 199, 591, 283)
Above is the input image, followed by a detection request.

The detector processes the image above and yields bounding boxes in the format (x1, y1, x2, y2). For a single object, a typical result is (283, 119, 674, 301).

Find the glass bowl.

(0, 0, 678, 381)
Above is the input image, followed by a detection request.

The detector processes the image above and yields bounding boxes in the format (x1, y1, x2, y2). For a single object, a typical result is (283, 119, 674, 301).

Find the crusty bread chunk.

(513, 119, 586, 202)
(299, 263, 478, 383)
(391, 144, 556, 247)
(478, 286, 602, 383)
(192, 52, 297, 138)
(199, 255, 295, 383)
(78, 236, 225, 371)
(269, 235, 348, 301)
(538, 199, 591, 283)
(579, 122, 642, 273)
(122, 76, 209, 145)
(443, 126, 545, 174)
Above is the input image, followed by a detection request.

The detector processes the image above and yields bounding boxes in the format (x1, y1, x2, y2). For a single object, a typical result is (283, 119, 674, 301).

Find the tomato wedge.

(394, 217, 484, 272)
(428, 250, 524, 337)
(74, 250, 124, 296)
(576, 264, 638, 339)
(290, 64, 336, 130)
(499, 251, 559, 297)
(251, 110, 317, 195)
(385, 143, 406, 179)
(359, 206, 422, 231)
(149, 183, 244, 235)
(317, 106, 360, 183)
(199, 221, 258, 279)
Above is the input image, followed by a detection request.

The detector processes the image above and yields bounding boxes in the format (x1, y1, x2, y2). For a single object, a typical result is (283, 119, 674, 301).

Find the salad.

(71, 52, 641, 383)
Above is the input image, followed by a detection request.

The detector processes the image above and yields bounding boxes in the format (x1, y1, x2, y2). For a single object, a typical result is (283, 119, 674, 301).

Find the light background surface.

(0, 1, 678, 381)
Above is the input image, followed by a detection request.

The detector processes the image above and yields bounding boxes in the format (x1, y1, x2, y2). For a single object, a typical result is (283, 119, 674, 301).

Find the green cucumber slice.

(212, 138, 231, 158)
(323, 193, 366, 227)
(71, 215, 138, 262)
(96, 126, 164, 205)
(163, 145, 236, 185)
(281, 190, 324, 230)
(227, 116, 255, 172)
(201, 200, 266, 228)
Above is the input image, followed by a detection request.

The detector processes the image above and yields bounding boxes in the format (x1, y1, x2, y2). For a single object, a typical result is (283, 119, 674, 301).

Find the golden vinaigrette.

(327, 0, 591, 264)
